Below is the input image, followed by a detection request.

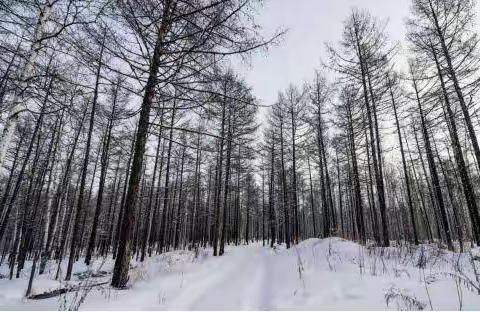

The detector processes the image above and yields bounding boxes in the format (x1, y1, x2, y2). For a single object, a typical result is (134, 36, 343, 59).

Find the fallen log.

(27, 281, 109, 300)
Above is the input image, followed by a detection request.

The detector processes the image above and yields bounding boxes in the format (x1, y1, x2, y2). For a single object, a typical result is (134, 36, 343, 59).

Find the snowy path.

(1, 238, 480, 310)
(166, 246, 270, 310)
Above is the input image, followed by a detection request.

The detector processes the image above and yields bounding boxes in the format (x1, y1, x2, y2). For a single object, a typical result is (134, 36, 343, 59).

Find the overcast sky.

(237, 0, 411, 107)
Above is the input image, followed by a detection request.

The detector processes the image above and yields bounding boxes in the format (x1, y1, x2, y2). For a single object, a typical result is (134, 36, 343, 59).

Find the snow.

(1, 238, 480, 310)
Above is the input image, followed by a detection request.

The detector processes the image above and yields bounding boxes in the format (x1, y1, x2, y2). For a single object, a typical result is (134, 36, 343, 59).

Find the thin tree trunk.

(307, 157, 317, 237)
(279, 117, 290, 248)
(66, 35, 106, 280)
(219, 106, 233, 256)
(388, 77, 418, 245)
(411, 72, 453, 251)
(85, 87, 117, 265)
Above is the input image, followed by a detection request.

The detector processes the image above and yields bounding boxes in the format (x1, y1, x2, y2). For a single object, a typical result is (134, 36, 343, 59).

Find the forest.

(0, 0, 480, 310)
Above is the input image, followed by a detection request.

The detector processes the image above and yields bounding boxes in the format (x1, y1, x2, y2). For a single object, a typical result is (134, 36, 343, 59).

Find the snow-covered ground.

(1, 238, 479, 310)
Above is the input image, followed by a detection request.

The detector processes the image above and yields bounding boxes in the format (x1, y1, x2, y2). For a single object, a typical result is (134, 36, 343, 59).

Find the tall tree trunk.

(307, 157, 317, 237)
(335, 150, 344, 238)
(290, 108, 299, 244)
(346, 97, 365, 243)
(431, 46, 480, 245)
(159, 100, 176, 254)
(66, 35, 106, 280)
(112, 1, 175, 288)
(85, 85, 118, 265)
(411, 73, 453, 251)
(113, 126, 137, 259)
(174, 146, 186, 250)
(189, 132, 202, 249)
(388, 77, 418, 245)
(140, 112, 163, 262)
(213, 83, 227, 256)
(269, 138, 276, 248)
(353, 23, 388, 246)
(219, 106, 233, 256)
(279, 117, 290, 248)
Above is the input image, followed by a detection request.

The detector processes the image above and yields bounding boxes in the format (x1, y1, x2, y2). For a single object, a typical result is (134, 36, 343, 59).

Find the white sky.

(237, 0, 411, 107)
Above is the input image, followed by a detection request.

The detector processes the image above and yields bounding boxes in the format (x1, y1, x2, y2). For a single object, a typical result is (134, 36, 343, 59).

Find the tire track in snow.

(164, 246, 262, 310)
